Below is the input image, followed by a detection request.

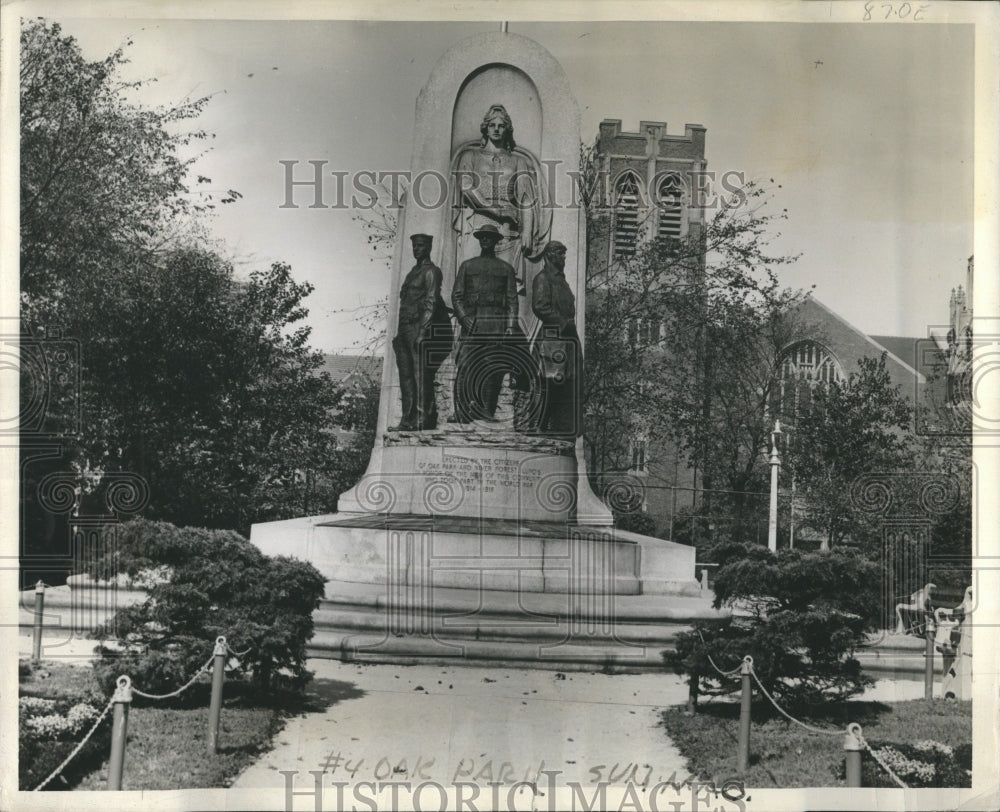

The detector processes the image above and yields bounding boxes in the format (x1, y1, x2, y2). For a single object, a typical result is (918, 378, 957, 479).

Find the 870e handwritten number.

(864, 2, 930, 21)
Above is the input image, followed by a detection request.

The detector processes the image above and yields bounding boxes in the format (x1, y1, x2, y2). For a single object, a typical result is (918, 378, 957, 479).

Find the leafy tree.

(80, 249, 346, 533)
(782, 354, 914, 549)
(19, 18, 214, 564)
(89, 519, 326, 696)
(584, 178, 805, 542)
(613, 508, 658, 537)
(19, 20, 364, 550)
(915, 425, 973, 593)
(329, 370, 381, 501)
(20, 19, 214, 331)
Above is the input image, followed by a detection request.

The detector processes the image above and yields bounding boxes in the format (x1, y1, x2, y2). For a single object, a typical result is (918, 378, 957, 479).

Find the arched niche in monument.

(338, 31, 612, 526)
(446, 65, 551, 337)
(451, 64, 542, 155)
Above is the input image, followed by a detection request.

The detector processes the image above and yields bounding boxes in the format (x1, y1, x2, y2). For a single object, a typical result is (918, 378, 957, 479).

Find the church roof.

(797, 296, 925, 384)
(869, 335, 919, 370)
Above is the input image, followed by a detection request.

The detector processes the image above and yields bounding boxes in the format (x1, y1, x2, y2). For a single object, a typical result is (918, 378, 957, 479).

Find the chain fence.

(690, 631, 910, 788)
(28, 635, 253, 792)
(696, 627, 745, 677)
(129, 654, 216, 700)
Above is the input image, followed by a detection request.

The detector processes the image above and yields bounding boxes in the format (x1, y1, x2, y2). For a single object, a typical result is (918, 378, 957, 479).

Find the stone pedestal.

(338, 427, 577, 522)
(254, 513, 647, 596)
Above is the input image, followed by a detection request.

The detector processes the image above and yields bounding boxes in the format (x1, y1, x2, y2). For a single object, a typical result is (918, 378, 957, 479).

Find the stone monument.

(251, 32, 719, 669)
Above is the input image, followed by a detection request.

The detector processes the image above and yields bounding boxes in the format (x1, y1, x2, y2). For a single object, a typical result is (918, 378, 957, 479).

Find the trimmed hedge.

(87, 519, 326, 698)
(665, 543, 882, 706)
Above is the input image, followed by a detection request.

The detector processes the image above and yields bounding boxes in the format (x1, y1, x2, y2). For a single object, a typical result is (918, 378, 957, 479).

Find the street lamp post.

(767, 420, 782, 552)
(789, 476, 796, 550)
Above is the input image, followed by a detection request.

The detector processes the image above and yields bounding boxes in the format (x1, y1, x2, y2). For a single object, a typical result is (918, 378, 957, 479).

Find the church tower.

(587, 120, 708, 280)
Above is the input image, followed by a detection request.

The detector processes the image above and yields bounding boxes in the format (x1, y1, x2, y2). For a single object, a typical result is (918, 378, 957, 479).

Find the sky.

(22, 15, 975, 353)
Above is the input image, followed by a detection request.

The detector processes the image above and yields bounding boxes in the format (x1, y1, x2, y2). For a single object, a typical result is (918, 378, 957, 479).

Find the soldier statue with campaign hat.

(451, 223, 531, 424)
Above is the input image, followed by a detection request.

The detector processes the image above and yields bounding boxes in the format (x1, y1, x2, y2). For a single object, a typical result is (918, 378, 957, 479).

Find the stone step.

(322, 579, 724, 623)
(315, 605, 694, 645)
(20, 580, 941, 679)
(16, 581, 146, 638)
(306, 630, 670, 672)
(309, 579, 725, 670)
(855, 634, 949, 677)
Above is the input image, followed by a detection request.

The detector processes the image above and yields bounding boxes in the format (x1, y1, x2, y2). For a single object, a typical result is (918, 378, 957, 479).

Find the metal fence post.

(32, 581, 45, 663)
(844, 723, 864, 787)
(924, 613, 935, 701)
(737, 656, 752, 773)
(686, 669, 699, 714)
(107, 676, 132, 790)
(207, 636, 227, 754)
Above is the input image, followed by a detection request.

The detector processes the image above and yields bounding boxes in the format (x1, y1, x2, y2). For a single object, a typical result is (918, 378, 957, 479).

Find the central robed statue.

(451, 104, 551, 295)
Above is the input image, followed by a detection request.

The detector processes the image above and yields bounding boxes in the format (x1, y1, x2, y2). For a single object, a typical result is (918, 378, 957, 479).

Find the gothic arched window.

(775, 341, 844, 420)
(612, 172, 642, 260)
(656, 173, 684, 240)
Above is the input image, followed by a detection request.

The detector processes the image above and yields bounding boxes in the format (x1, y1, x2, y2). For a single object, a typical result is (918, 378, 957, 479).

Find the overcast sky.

(33, 16, 974, 353)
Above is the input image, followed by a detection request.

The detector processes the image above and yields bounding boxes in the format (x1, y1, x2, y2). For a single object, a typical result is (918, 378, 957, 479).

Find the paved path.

(230, 658, 929, 794)
(232, 660, 693, 790)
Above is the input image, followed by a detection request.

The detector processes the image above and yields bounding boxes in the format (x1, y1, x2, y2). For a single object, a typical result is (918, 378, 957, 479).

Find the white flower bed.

(21, 698, 100, 739)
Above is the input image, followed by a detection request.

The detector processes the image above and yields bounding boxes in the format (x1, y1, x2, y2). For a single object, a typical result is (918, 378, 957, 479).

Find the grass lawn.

(21, 661, 311, 791)
(72, 700, 279, 790)
(661, 696, 972, 788)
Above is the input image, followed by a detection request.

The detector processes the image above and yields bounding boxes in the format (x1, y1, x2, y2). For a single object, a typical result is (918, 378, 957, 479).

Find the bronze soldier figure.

(531, 240, 581, 438)
(390, 233, 451, 431)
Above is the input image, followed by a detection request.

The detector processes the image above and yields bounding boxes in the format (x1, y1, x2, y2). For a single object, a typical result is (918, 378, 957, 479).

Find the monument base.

(250, 511, 726, 671)
(337, 427, 610, 525)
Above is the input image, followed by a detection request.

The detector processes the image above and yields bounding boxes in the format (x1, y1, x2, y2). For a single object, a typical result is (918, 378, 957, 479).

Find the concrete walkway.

(229, 659, 928, 792)
(232, 660, 693, 790)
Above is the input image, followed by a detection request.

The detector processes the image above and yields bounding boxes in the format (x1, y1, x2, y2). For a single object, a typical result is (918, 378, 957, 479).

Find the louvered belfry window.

(613, 173, 641, 259)
(657, 174, 683, 239)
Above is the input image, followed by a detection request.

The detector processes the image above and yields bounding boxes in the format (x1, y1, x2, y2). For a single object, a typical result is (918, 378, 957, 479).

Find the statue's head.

(472, 224, 502, 254)
(542, 240, 567, 271)
(480, 104, 516, 152)
(410, 233, 433, 260)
